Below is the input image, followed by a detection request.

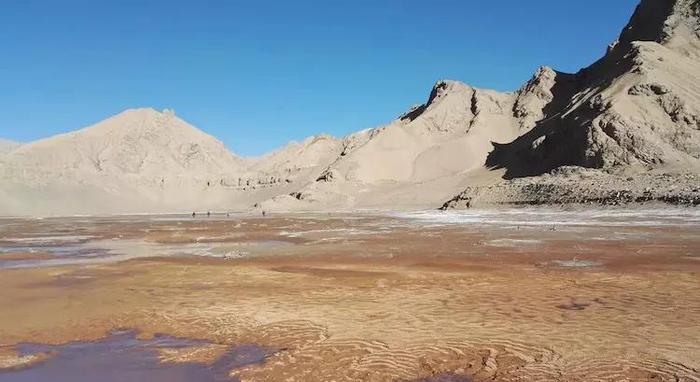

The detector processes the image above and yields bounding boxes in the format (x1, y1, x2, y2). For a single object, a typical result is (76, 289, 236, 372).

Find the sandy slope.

(0, 110, 347, 215)
(0, 109, 250, 215)
(260, 0, 700, 212)
(258, 72, 571, 212)
(0, 139, 20, 155)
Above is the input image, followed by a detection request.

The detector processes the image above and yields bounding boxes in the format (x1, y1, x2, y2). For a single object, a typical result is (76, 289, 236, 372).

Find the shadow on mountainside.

(486, 70, 584, 179)
(485, 0, 695, 179)
(485, 33, 657, 179)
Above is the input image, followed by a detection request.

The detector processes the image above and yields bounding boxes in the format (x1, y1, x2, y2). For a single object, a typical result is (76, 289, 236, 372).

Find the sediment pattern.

(0, 214, 699, 381)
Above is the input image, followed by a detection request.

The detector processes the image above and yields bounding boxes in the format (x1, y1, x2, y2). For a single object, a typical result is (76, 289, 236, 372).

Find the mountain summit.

(0, 109, 247, 214)
(5, 108, 243, 179)
(615, 0, 700, 54)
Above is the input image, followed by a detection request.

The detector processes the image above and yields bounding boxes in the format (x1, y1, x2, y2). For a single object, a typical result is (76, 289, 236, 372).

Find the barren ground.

(0, 211, 699, 381)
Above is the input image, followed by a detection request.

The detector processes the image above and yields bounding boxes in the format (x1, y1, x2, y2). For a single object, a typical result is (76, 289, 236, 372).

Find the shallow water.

(1, 208, 698, 269)
(0, 238, 292, 269)
(0, 331, 272, 382)
(0, 211, 699, 380)
(394, 207, 700, 227)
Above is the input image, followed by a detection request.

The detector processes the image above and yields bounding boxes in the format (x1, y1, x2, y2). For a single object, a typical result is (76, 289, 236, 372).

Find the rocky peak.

(514, 67, 558, 113)
(512, 66, 578, 130)
(82, 108, 178, 135)
(400, 80, 470, 122)
(611, 0, 699, 56)
(304, 134, 338, 147)
(5, 108, 242, 178)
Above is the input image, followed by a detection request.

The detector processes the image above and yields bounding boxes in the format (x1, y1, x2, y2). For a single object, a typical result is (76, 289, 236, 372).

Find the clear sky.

(1, 0, 639, 156)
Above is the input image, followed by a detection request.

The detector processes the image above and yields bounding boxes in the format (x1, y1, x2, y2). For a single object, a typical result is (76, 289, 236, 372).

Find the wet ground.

(0, 208, 699, 381)
(1, 331, 272, 382)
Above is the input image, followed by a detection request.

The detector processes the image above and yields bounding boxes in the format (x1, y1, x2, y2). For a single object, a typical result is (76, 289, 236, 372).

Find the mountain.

(485, 0, 700, 178)
(443, 0, 700, 208)
(264, 0, 700, 210)
(0, 139, 20, 155)
(4, 108, 243, 179)
(246, 135, 342, 182)
(255, 75, 565, 210)
(1, 0, 698, 215)
(0, 109, 251, 215)
(319, 67, 574, 185)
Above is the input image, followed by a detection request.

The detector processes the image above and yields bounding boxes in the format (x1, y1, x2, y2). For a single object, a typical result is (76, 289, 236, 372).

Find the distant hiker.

(207, 211, 211, 217)
(192, 212, 196, 218)
(262, 210, 266, 217)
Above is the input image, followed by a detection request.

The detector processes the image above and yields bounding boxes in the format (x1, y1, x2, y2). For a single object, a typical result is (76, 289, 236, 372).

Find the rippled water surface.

(0, 331, 272, 382)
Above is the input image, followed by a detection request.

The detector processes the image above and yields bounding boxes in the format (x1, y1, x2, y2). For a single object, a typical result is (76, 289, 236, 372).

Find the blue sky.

(0, 0, 639, 156)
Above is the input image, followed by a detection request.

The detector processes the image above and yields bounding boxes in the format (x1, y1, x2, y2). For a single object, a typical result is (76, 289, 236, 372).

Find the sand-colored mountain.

(486, 0, 700, 177)
(271, 0, 700, 210)
(5, 108, 243, 178)
(1, 0, 698, 215)
(0, 139, 20, 155)
(0, 109, 250, 214)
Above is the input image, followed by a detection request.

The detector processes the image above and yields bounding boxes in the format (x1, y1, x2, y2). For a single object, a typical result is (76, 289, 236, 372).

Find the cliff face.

(616, 0, 700, 55)
(486, 0, 700, 178)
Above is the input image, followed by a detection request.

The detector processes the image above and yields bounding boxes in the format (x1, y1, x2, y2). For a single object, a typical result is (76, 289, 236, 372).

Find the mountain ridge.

(1, 0, 699, 215)
(485, 0, 700, 179)
(0, 139, 20, 155)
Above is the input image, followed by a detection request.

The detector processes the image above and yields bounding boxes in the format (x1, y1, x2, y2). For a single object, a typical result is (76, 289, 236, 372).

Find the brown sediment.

(269, 265, 394, 278)
(0, 214, 699, 381)
(0, 252, 57, 261)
